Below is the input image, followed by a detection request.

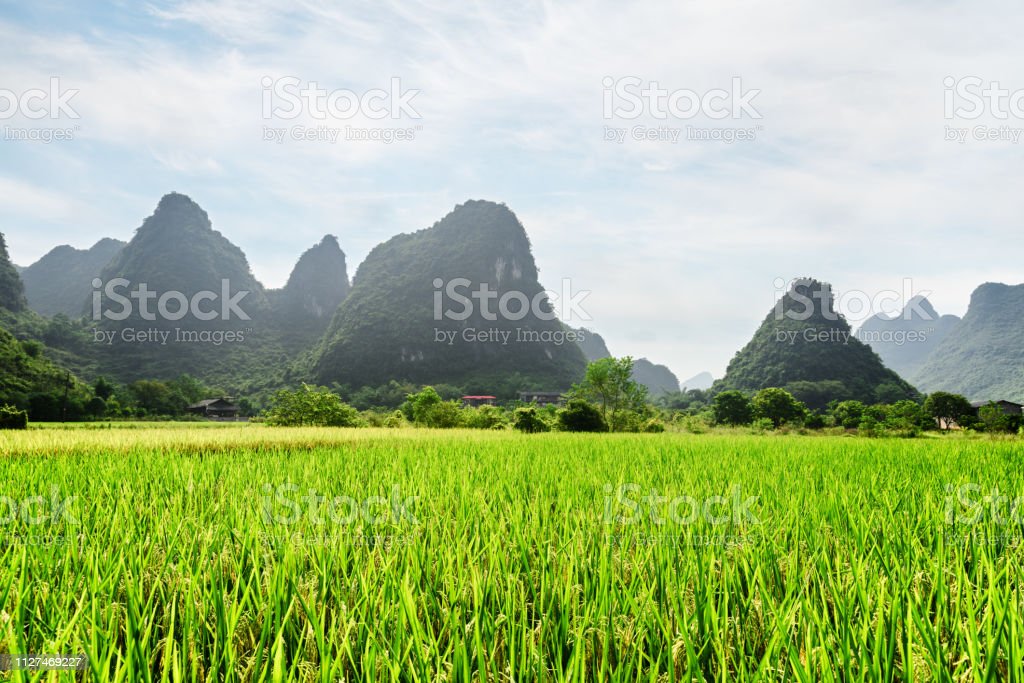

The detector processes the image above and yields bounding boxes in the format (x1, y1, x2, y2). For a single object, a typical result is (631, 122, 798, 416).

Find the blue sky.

(2, 0, 1023, 381)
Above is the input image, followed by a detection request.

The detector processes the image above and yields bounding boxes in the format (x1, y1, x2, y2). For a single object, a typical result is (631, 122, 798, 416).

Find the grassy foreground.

(0, 425, 1022, 681)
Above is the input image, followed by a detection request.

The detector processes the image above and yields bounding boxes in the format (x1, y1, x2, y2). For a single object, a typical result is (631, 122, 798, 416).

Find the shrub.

(641, 419, 666, 433)
(265, 385, 364, 427)
(804, 412, 826, 429)
(750, 417, 775, 433)
(463, 405, 507, 430)
(556, 399, 607, 432)
(0, 404, 28, 430)
(513, 406, 550, 433)
(712, 390, 753, 426)
(858, 416, 880, 438)
(384, 410, 406, 428)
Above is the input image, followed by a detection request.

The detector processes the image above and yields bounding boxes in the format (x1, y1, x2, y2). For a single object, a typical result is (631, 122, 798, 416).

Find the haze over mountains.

(3, 193, 1022, 406)
(857, 296, 960, 379)
(20, 239, 126, 317)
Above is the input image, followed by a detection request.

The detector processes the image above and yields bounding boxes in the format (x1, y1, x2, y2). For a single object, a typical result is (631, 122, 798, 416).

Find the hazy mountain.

(21, 238, 126, 317)
(315, 200, 588, 394)
(575, 327, 612, 361)
(272, 235, 350, 322)
(681, 371, 714, 391)
(911, 282, 1024, 402)
(631, 358, 680, 396)
(715, 277, 919, 409)
(0, 232, 28, 314)
(856, 296, 960, 379)
(571, 327, 679, 396)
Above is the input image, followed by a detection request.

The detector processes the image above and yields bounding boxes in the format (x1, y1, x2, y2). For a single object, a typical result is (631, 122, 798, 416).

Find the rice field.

(0, 425, 1022, 681)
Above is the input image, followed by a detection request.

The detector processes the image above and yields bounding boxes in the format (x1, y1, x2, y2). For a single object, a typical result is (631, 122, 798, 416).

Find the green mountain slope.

(911, 282, 1024, 402)
(314, 200, 588, 393)
(716, 278, 919, 408)
(0, 232, 28, 314)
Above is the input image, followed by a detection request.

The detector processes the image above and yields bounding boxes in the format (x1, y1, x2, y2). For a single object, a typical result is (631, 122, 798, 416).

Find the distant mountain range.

(909, 283, 1024, 402)
(3, 194, 1022, 406)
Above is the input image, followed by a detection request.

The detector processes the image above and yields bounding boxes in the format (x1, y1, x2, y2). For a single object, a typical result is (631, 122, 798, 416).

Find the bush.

(384, 410, 406, 428)
(265, 385, 364, 427)
(712, 390, 753, 426)
(513, 406, 550, 433)
(463, 405, 507, 430)
(858, 415, 880, 438)
(641, 419, 666, 433)
(804, 412, 826, 429)
(557, 399, 607, 432)
(405, 387, 464, 428)
(750, 417, 775, 433)
(0, 404, 28, 430)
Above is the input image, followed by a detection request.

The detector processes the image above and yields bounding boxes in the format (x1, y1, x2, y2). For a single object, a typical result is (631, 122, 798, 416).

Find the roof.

(971, 399, 1023, 408)
(188, 398, 237, 409)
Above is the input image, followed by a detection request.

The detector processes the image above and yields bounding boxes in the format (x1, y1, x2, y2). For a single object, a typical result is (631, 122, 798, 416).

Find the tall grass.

(0, 426, 1021, 680)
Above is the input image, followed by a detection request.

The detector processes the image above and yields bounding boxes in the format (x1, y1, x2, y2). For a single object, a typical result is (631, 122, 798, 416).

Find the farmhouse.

(517, 391, 565, 407)
(461, 395, 497, 407)
(187, 398, 241, 420)
(970, 399, 1023, 416)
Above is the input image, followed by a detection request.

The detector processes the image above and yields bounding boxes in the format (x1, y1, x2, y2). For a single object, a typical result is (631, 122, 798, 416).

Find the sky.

(1, 0, 1023, 382)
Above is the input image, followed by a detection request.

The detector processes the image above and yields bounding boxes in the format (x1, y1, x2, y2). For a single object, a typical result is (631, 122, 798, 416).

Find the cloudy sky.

(2, 0, 1022, 381)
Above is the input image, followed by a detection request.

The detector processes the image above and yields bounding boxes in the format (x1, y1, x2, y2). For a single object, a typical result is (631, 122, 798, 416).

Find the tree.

(265, 385, 363, 427)
(830, 400, 866, 429)
(923, 392, 973, 430)
(751, 388, 807, 428)
(711, 390, 753, 425)
(885, 400, 929, 433)
(404, 387, 463, 428)
(977, 402, 1012, 433)
(557, 399, 607, 432)
(571, 357, 648, 431)
(513, 406, 550, 433)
